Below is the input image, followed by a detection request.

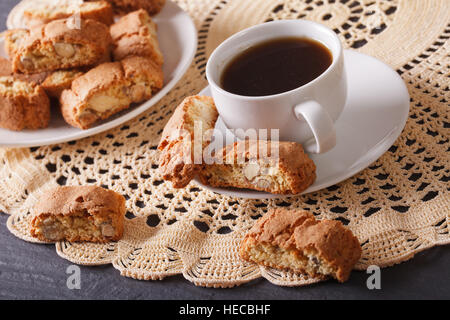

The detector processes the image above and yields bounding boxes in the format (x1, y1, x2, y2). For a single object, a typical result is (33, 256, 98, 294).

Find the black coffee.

(220, 37, 332, 96)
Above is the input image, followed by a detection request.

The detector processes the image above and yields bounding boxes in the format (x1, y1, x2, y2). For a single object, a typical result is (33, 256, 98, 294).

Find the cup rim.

(206, 19, 343, 100)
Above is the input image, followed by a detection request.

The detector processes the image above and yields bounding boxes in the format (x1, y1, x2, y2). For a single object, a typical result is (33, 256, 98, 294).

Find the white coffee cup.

(206, 20, 347, 154)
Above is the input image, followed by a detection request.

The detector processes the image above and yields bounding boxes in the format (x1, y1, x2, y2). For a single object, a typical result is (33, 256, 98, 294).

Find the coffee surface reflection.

(220, 37, 332, 96)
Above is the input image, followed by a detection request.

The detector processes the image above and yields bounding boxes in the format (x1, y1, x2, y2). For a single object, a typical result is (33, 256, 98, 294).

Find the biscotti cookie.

(198, 140, 316, 195)
(0, 76, 50, 131)
(0, 57, 51, 88)
(31, 186, 126, 242)
(4, 29, 29, 58)
(0, 57, 82, 99)
(0, 57, 14, 77)
(22, 0, 114, 28)
(12, 18, 112, 74)
(100, 0, 166, 15)
(158, 96, 219, 188)
(41, 69, 84, 98)
(240, 209, 362, 282)
(5, 27, 111, 66)
(110, 9, 164, 65)
(61, 56, 163, 129)
(0, 57, 49, 84)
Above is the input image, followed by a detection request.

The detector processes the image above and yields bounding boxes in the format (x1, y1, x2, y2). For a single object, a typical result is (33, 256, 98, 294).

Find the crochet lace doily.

(2, 0, 449, 287)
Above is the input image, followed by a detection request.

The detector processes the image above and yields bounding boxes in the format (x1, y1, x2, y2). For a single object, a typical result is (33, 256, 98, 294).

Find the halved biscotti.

(31, 186, 126, 243)
(4, 29, 29, 58)
(110, 9, 164, 65)
(0, 56, 51, 87)
(5, 27, 111, 65)
(100, 0, 166, 15)
(0, 76, 50, 131)
(158, 96, 219, 188)
(11, 18, 112, 74)
(198, 140, 316, 195)
(60, 56, 163, 129)
(240, 208, 362, 282)
(0, 57, 83, 99)
(41, 69, 84, 98)
(22, 0, 114, 28)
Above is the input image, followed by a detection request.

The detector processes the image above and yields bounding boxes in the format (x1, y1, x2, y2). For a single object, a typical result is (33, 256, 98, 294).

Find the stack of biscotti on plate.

(1, 1, 165, 131)
(157, 96, 317, 195)
(60, 8, 164, 129)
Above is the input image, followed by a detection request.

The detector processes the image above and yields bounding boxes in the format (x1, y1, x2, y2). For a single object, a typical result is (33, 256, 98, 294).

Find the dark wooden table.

(0, 0, 449, 300)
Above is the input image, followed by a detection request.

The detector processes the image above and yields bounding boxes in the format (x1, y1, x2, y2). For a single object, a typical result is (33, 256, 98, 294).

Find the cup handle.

(294, 101, 336, 154)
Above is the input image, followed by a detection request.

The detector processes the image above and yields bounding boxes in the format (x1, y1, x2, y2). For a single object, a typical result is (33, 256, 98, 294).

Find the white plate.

(0, 1, 197, 147)
(194, 50, 410, 199)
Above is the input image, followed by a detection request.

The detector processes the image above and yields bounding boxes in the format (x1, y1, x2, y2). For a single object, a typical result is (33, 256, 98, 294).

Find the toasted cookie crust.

(0, 57, 84, 99)
(158, 95, 219, 188)
(240, 208, 362, 282)
(23, 0, 114, 28)
(110, 9, 164, 65)
(60, 56, 163, 129)
(4, 29, 30, 58)
(12, 18, 112, 74)
(0, 76, 50, 131)
(102, 0, 166, 15)
(31, 185, 126, 243)
(41, 69, 84, 98)
(198, 140, 316, 195)
(0, 56, 50, 85)
(0, 58, 12, 77)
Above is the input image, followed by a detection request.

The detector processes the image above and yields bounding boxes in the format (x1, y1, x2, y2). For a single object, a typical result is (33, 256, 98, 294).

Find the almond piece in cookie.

(110, 9, 164, 65)
(240, 208, 362, 282)
(60, 56, 163, 129)
(158, 96, 219, 188)
(4, 29, 30, 58)
(12, 18, 112, 74)
(22, 0, 114, 28)
(198, 140, 316, 195)
(0, 76, 50, 131)
(102, 0, 166, 15)
(31, 186, 126, 243)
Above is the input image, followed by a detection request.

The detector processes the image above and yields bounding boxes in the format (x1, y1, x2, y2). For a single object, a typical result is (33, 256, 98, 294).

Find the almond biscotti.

(110, 9, 164, 65)
(4, 29, 29, 58)
(198, 140, 316, 195)
(41, 69, 84, 98)
(31, 186, 126, 243)
(0, 54, 51, 85)
(0, 76, 50, 131)
(158, 96, 219, 188)
(61, 56, 163, 129)
(101, 0, 166, 15)
(0, 57, 82, 99)
(240, 208, 362, 282)
(22, 0, 114, 28)
(11, 18, 112, 74)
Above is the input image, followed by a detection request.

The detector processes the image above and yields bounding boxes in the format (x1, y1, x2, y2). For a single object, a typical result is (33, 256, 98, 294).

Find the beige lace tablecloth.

(2, 0, 449, 287)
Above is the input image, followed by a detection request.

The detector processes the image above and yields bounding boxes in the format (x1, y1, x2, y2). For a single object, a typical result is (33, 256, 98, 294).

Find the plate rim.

(193, 50, 410, 199)
(0, 0, 198, 148)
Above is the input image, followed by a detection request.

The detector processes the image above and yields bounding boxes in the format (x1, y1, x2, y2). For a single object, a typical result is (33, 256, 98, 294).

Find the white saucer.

(194, 50, 410, 199)
(0, 1, 197, 147)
